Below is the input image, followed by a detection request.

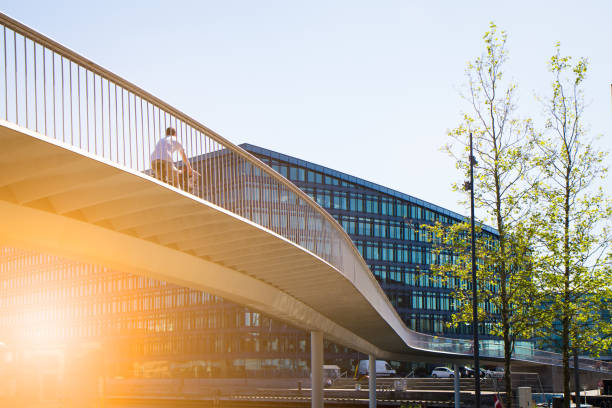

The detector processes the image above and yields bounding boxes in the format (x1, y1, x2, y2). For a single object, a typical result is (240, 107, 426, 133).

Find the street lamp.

(464, 132, 481, 408)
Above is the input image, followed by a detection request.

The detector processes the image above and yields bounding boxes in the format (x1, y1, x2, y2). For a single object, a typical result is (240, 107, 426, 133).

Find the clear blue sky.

(5, 1, 611, 216)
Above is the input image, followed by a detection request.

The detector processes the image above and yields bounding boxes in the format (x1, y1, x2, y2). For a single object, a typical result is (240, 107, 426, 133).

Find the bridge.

(0, 12, 609, 408)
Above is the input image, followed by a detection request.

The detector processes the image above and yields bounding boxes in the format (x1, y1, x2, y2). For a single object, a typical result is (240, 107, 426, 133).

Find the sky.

(4, 1, 612, 218)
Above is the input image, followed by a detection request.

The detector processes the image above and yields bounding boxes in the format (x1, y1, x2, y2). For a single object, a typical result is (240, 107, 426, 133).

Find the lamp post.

(464, 132, 481, 408)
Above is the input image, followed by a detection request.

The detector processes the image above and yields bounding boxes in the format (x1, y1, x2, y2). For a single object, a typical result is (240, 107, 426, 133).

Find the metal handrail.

(0, 11, 353, 270)
(0, 11, 352, 256)
(0, 12, 610, 373)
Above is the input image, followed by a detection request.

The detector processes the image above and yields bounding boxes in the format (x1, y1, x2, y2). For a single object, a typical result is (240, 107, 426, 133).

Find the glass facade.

(0, 247, 328, 379)
(241, 144, 497, 339)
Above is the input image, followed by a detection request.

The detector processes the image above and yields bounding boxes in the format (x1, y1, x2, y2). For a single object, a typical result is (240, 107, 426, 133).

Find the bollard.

(518, 387, 534, 408)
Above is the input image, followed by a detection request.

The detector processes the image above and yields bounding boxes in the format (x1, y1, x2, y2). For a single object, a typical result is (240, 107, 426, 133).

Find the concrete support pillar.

(369, 355, 377, 408)
(311, 331, 323, 408)
(454, 364, 460, 408)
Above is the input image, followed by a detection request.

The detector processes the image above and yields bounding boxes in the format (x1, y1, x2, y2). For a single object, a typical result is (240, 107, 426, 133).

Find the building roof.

(240, 143, 497, 235)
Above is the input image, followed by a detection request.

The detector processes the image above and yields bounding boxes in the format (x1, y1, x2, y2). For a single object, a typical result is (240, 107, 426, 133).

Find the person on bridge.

(150, 127, 199, 190)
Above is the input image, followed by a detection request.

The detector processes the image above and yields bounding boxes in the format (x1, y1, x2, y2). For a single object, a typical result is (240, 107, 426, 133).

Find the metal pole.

(454, 364, 460, 408)
(469, 132, 481, 408)
(573, 349, 581, 407)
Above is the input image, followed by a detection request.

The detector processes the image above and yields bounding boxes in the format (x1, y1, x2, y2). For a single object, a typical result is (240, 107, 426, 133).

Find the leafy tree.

(430, 23, 540, 408)
(530, 45, 612, 408)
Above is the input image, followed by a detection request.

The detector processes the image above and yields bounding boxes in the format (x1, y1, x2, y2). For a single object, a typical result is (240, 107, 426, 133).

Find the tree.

(430, 23, 540, 408)
(530, 45, 612, 408)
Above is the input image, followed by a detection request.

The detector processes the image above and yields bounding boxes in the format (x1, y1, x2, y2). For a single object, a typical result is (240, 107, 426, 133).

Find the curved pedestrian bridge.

(0, 12, 609, 379)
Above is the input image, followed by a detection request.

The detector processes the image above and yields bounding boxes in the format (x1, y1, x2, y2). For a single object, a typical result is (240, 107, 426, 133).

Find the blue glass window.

(412, 291, 423, 309)
(280, 165, 288, 178)
(365, 196, 378, 214)
(357, 219, 371, 236)
(350, 196, 363, 212)
(389, 222, 401, 239)
(316, 191, 330, 208)
(382, 246, 393, 261)
(381, 200, 393, 215)
(366, 245, 379, 260)
(373, 221, 387, 238)
(324, 175, 338, 185)
(396, 203, 408, 218)
(333, 192, 347, 210)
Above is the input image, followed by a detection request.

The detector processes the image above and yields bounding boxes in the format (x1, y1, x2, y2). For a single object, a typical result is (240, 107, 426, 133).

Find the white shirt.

(150, 136, 183, 163)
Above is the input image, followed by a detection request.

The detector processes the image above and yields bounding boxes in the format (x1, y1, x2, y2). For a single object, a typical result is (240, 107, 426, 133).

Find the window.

(289, 166, 304, 181)
(381, 244, 394, 261)
(340, 217, 356, 234)
(389, 222, 401, 239)
(324, 175, 338, 185)
(381, 200, 393, 216)
(396, 203, 408, 218)
(373, 221, 387, 238)
(357, 219, 371, 236)
(365, 196, 378, 214)
(333, 192, 347, 210)
(350, 196, 363, 212)
(365, 245, 379, 260)
(315, 190, 331, 208)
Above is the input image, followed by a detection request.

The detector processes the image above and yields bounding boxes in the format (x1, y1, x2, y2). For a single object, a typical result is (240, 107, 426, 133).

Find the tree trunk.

(562, 165, 572, 408)
(493, 136, 513, 408)
(562, 317, 570, 408)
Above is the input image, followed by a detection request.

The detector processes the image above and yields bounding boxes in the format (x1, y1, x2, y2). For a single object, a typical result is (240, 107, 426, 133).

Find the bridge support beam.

(369, 355, 377, 408)
(311, 331, 323, 408)
(454, 364, 460, 408)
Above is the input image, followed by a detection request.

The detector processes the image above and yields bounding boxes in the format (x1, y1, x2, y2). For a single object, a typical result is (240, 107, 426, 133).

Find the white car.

(431, 367, 457, 378)
(483, 367, 505, 378)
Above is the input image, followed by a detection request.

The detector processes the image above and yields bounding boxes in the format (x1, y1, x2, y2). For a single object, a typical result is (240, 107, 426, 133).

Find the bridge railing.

(409, 335, 611, 371)
(0, 13, 349, 271)
(0, 13, 610, 373)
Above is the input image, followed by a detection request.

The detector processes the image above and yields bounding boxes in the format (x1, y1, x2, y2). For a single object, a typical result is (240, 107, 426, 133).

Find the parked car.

(459, 366, 474, 378)
(431, 367, 456, 378)
(483, 367, 504, 378)
(356, 360, 396, 377)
